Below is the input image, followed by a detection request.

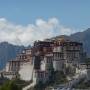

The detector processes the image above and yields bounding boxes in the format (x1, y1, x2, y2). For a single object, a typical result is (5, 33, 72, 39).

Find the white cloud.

(0, 17, 76, 46)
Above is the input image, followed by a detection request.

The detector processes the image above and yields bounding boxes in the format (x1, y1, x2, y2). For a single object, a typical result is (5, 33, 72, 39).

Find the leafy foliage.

(0, 80, 21, 90)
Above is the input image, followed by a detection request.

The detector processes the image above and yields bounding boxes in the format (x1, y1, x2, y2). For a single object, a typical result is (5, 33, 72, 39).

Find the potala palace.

(2, 37, 90, 86)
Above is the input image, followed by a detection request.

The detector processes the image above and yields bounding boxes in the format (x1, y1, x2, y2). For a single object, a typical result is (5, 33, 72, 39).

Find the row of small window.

(66, 46, 81, 50)
(35, 72, 48, 78)
(19, 55, 27, 59)
(10, 62, 20, 66)
(46, 58, 53, 63)
(67, 52, 80, 58)
(53, 53, 64, 58)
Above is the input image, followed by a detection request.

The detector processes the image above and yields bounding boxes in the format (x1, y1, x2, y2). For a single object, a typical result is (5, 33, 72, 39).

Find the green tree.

(0, 80, 21, 90)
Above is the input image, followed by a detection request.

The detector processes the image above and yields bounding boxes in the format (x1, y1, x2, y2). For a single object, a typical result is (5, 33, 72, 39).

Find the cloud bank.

(0, 18, 75, 46)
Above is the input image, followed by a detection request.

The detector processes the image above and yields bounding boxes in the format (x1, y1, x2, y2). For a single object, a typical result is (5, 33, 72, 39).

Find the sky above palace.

(0, 0, 89, 46)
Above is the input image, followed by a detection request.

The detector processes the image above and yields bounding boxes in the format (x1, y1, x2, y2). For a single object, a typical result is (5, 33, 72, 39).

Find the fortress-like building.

(3, 38, 87, 84)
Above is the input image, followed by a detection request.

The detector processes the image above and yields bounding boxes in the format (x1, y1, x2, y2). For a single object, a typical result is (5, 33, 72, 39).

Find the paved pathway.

(22, 82, 35, 90)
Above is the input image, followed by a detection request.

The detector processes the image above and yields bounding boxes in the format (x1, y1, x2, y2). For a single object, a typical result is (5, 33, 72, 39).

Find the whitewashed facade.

(19, 62, 33, 81)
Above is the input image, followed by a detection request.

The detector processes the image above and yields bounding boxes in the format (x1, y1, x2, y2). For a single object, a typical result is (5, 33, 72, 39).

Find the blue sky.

(0, 0, 89, 29)
(0, 0, 89, 45)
